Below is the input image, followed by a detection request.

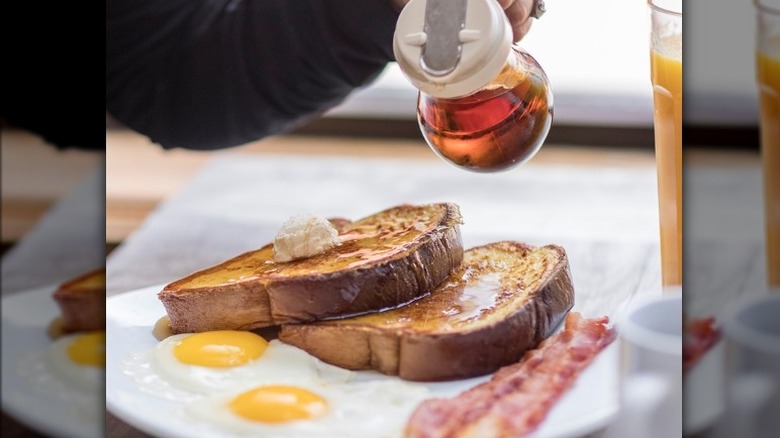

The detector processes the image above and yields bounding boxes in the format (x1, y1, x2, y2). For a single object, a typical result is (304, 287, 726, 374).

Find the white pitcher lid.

(393, 0, 512, 99)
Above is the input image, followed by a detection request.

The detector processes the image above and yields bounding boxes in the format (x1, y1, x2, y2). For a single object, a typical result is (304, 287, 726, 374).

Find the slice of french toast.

(52, 268, 106, 333)
(158, 203, 464, 334)
(279, 241, 574, 381)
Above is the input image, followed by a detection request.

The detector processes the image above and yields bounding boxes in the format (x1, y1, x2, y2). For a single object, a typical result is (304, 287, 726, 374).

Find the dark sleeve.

(2, 5, 107, 151)
(106, 0, 400, 150)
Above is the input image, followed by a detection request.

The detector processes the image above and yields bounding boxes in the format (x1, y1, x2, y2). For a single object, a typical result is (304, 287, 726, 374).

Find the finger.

(499, 0, 533, 20)
(504, 1, 533, 41)
(514, 17, 533, 42)
(495, 0, 516, 9)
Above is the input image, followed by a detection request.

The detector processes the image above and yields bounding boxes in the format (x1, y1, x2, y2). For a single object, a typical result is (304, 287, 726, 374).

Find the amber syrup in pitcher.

(394, 0, 553, 172)
(418, 48, 553, 172)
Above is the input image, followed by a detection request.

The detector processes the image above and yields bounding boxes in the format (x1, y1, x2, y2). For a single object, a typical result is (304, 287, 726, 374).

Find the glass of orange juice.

(648, 0, 682, 289)
(756, 0, 780, 290)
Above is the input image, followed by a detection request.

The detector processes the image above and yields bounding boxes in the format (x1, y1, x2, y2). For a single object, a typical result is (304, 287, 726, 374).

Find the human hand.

(390, 0, 538, 42)
(497, 0, 537, 42)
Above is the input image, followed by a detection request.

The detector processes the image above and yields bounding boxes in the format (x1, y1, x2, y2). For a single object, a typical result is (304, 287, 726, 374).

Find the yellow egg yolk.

(173, 331, 268, 367)
(67, 331, 106, 367)
(229, 386, 328, 423)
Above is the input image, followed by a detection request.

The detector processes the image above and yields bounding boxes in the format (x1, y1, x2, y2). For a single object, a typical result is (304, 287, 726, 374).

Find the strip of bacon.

(405, 312, 616, 438)
(683, 315, 721, 373)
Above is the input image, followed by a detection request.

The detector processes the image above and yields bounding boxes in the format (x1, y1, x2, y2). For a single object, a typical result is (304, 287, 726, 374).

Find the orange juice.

(651, 36, 683, 287)
(758, 40, 780, 287)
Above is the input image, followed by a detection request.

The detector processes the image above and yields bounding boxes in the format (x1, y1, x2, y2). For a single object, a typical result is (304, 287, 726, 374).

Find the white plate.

(1, 285, 104, 438)
(107, 284, 619, 438)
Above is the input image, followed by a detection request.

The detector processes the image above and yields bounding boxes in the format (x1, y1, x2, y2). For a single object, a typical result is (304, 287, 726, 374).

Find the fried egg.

(186, 380, 430, 437)
(125, 331, 352, 399)
(46, 331, 105, 393)
(124, 329, 430, 436)
(10, 330, 107, 426)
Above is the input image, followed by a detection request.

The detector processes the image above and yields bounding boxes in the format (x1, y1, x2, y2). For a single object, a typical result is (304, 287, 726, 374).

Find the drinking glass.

(648, 0, 682, 289)
(756, 0, 780, 289)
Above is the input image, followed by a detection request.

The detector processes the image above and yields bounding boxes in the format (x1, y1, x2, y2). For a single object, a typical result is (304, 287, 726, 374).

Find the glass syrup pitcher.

(393, 0, 553, 172)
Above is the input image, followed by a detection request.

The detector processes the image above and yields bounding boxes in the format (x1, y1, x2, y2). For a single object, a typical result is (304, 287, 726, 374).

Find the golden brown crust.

(52, 268, 106, 333)
(157, 281, 274, 333)
(279, 242, 575, 381)
(266, 222, 463, 323)
(158, 204, 464, 334)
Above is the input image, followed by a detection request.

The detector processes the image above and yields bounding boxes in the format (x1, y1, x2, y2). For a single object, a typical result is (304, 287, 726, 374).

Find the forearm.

(106, 0, 399, 150)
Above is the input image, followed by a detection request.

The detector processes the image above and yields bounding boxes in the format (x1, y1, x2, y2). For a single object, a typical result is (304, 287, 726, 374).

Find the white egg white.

(124, 335, 431, 436)
(46, 333, 104, 394)
(140, 337, 353, 396)
(186, 380, 431, 438)
(6, 333, 106, 426)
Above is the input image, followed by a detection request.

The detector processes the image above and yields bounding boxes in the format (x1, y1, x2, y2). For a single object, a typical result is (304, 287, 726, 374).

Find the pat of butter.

(273, 214, 340, 262)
